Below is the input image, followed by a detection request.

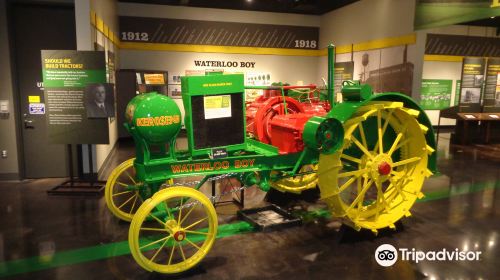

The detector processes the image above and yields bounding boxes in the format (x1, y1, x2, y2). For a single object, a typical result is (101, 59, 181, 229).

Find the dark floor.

(1, 133, 500, 280)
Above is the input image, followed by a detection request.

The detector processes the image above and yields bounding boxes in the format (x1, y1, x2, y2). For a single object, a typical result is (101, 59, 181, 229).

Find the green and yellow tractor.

(105, 45, 436, 274)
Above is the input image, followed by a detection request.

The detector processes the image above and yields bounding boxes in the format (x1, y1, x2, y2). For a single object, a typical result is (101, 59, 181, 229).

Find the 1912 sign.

(119, 16, 319, 50)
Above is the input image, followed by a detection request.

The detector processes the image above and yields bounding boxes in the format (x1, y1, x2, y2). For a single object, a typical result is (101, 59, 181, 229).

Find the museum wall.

(90, 0, 119, 172)
(317, 0, 418, 97)
(0, 1, 20, 179)
(319, 0, 415, 47)
(1, 0, 76, 179)
(418, 25, 499, 125)
(117, 3, 321, 86)
(75, 0, 120, 172)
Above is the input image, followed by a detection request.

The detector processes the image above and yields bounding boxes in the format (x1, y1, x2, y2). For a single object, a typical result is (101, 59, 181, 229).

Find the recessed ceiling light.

(247, 0, 252, 2)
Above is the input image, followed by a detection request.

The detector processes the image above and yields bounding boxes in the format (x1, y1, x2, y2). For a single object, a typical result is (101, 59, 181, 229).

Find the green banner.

(41, 50, 110, 144)
(415, 0, 500, 30)
(420, 79, 453, 110)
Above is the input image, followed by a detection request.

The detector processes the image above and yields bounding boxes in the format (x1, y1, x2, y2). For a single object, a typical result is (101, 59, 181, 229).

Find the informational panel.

(454, 80, 461, 106)
(420, 79, 452, 110)
(136, 71, 168, 94)
(483, 58, 500, 112)
(119, 16, 319, 50)
(41, 50, 110, 144)
(458, 57, 485, 112)
(334, 61, 354, 95)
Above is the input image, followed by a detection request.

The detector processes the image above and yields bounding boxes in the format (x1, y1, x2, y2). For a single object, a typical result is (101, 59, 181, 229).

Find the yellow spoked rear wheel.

(270, 165, 318, 194)
(129, 186, 218, 274)
(105, 158, 143, 222)
(318, 102, 434, 233)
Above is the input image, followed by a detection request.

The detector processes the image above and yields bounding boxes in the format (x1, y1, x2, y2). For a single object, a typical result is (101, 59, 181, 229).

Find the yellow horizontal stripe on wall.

(103, 24, 109, 38)
(353, 34, 416, 52)
(96, 17, 104, 33)
(113, 34, 120, 45)
(424, 54, 500, 62)
(119, 42, 322, 56)
(90, 10, 119, 47)
(424, 55, 463, 62)
(336, 44, 353, 54)
(109, 31, 115, 43)
(90, 11, 96, 26)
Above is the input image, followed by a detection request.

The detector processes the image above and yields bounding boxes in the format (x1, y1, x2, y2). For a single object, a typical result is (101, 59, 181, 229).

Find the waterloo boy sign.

(194, 60, 256, 68)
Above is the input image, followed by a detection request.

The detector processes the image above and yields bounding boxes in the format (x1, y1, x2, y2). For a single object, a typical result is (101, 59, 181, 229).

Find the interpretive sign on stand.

(458, 57, 485, 113)
(41, 50, 111, 144)
(483, 58, 500, 113)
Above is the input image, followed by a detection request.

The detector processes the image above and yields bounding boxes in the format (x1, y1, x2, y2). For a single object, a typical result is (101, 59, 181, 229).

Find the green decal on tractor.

(105, 44, 436, 274)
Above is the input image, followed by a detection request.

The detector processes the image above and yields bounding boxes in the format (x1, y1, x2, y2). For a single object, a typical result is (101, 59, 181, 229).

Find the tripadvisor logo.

(375, 244, 482, 267)
(375, 244, 398, 267)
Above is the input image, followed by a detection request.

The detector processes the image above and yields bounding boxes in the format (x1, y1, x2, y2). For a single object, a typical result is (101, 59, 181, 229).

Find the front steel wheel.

(105, 158, 143, 222)
(129, 186, 218, 274)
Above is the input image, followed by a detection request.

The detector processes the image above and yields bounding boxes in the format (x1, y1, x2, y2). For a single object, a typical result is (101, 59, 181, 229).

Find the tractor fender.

(326, 92, 437, 173)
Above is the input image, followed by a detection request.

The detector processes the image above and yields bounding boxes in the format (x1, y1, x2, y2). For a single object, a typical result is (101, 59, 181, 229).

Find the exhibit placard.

(458, 57, 485, 113)
(119, 16, 319, 50)
(41, 50, 111, 144)
(420, 79, 452, 110)
(482, 58, 500, 112)
(334, 62, 354, 95)
(203, 95, 231, 119)
(454, 80, 461, 106)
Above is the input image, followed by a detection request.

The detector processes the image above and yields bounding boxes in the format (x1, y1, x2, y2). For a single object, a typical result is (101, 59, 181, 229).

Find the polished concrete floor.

(0, 133, 500, 280)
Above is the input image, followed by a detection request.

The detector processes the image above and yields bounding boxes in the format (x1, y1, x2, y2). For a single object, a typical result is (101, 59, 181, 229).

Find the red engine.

(246, 85, 329, 154)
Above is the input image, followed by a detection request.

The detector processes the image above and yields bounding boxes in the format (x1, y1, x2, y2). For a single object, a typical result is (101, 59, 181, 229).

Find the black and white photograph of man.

(85, 83, 115, 118)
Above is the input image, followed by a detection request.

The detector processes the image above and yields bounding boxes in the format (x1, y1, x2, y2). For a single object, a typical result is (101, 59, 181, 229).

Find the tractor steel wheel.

(105, 158, 143, 222)
(318, 102, 434, 233)
(129, 186, 217, 274)
(270, 165, 318, 194)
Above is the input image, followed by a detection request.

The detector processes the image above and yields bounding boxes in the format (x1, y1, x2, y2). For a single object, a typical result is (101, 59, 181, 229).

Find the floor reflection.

(0, 133, 499, 279)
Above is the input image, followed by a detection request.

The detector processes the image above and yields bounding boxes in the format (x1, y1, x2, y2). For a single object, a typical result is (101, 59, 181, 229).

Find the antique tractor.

(105, 45, 436, 274)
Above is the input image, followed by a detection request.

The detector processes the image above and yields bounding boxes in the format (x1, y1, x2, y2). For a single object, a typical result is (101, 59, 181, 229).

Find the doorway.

(10, 2, 76, 178)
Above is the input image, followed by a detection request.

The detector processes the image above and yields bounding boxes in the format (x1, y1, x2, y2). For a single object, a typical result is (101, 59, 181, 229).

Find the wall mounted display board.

(107, 51, 115, 84)
(454, 80, 461, 106)
(361, 45, 414, 96)
(245, 72, 272, 102)
(483, 58, 500, 113)
(458, 57, 485, 113)
(420, 79, 452, 110)
(41, 50, 110, 144)
(334, 62, 354, 95)
(136, 71, 168, 94)
(119, 16, 319, 50)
